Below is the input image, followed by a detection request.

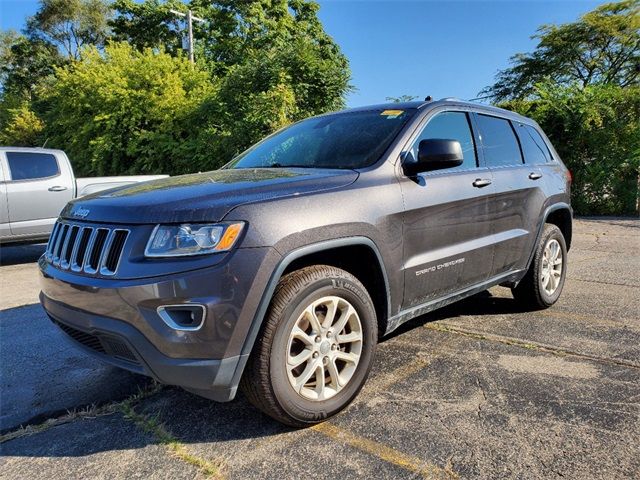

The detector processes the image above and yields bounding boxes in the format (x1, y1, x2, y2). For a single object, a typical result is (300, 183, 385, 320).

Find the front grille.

(51, 318, 139, 365)
(45, 221, 129, 276)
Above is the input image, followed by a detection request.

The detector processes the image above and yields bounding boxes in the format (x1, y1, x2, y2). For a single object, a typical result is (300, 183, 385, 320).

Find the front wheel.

(240, 265, 378, 427)
(512, 223, 568, 309)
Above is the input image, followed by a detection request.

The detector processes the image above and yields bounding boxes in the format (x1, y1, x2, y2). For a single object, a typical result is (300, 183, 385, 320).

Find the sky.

(0, 0, 603, 107)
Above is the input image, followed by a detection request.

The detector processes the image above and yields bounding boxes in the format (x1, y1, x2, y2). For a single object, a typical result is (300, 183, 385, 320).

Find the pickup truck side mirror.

(403, 139, 464, 176)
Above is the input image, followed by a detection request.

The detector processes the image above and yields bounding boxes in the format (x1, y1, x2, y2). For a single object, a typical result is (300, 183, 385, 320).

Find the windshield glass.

(227, 108, 416, 170)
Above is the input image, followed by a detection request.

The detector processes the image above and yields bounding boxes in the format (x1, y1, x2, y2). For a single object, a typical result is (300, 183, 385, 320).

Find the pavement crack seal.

(0, 382, 164, 444)
(425, 323, 640, 370)
(311, 422, 459, 479)
(120, 401, 225, 479)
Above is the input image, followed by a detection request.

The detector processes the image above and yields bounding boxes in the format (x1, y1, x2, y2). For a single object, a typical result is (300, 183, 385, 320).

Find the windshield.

(227, 108, 416, 170)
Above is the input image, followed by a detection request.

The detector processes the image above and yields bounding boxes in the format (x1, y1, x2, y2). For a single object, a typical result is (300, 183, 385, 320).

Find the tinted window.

(517, 124, 552, 164)
(411, 112, 477, 169)
(7, 152, 59, 180)
(477, 114, 523, 167)
(228, 109, 416, 170)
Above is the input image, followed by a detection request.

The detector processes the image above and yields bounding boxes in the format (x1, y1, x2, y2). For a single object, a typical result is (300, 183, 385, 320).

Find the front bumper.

(39, 246, 281, 401)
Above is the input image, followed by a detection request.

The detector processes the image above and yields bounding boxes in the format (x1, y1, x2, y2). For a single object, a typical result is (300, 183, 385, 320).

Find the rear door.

(3, 150, 74, 237)
(474, 114, 547, 276)
(398, 109, 495, 309)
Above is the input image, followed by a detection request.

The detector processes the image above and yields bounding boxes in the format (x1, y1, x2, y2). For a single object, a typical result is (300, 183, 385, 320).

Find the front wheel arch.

(227, 237, 390, 399)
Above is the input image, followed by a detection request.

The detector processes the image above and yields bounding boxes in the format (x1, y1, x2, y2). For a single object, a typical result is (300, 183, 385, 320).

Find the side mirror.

(403, 139, 464, 176)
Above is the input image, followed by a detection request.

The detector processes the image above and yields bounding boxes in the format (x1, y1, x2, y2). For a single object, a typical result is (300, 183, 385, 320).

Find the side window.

(476, 114, 523, 167)
(517, 124, 552, 164)
(6, 152, 59, 181)
(411, 112, 477, 170)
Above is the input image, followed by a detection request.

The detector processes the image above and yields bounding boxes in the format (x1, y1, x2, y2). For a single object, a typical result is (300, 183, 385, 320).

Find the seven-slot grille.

(45, 221, 129, 276)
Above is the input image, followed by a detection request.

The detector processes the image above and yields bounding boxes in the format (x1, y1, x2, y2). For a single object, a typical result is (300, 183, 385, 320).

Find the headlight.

(145, 222, 244, 257)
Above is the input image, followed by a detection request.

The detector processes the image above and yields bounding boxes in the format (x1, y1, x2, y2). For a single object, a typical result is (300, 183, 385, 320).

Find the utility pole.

(169, 9, 205, 63)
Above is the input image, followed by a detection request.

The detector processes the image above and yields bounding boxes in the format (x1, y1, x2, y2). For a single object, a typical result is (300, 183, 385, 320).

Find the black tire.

(240, 265, 378, 427)
(512, 223, 567, 309)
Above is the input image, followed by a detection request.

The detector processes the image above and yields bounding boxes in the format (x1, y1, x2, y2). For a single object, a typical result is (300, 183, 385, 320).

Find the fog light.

(157, 304, 206, 331)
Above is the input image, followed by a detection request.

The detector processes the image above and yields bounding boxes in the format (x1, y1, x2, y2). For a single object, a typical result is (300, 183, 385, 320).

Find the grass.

(0, 382, 163, 444)
(2, 380, 225, 478)
(120, 401, 225, 479)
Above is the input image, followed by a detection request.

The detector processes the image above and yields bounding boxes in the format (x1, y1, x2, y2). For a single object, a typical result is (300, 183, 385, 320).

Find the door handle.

(528, 172, 543, 180)
(48, 186, 68, 192)
(472, 178, 492, 188)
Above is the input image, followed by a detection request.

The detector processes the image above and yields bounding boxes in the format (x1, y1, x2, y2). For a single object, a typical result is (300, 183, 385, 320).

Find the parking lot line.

(311, 422, 458, 479)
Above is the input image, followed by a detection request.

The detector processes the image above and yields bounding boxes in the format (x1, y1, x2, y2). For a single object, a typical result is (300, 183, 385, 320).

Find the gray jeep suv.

(39, 99, 572, 426)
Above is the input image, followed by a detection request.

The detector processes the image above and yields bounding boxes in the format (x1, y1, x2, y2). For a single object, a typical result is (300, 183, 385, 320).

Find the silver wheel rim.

(541, 238, 563, 295)
(286, 295, 363, 401)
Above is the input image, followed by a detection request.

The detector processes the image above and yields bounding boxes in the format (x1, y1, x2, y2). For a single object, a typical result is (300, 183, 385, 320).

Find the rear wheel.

(512, 223, 567, 309)
(240, 265, 378, 427)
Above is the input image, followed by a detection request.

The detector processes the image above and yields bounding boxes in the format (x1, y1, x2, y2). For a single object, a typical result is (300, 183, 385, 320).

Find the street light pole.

(186, 10, 194, 63)
(169, 9, 205, 64)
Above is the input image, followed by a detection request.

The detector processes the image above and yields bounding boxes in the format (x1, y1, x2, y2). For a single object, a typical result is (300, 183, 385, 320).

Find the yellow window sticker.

(381, 109, 404, 117)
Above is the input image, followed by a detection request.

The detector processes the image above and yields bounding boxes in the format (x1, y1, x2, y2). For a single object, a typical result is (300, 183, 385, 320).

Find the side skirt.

(385, 269, 524, 335)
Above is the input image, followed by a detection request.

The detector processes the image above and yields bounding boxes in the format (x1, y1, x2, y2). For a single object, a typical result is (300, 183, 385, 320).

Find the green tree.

(0, 31, 63, 98)
(26, 0, 112, 60)
(386, 95, 418, 103)
(110, 0, 186, 55)
(111, 0, 351, 114)
(109, 0, 351, 163)
(43, 43, 215, 175)
(482, 0, 640, 101)
(0, 102, 45, 146)
(502, 82, 640, 215)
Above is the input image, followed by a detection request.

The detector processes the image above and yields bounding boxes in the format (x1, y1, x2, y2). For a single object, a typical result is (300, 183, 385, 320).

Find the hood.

(61, 168, 359, 224)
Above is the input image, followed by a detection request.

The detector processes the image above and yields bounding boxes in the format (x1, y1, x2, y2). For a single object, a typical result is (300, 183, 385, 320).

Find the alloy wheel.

(541, 238, 563, 295)
(286, 296, 363, 401)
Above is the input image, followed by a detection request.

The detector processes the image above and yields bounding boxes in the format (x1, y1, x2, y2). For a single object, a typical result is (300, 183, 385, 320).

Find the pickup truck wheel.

(512, 223, 567, 309)
(240, 265, 377, 427)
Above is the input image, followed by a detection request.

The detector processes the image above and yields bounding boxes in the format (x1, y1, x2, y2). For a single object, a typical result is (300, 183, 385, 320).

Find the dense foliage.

(43, 43, 216, 175)
(502, 83, 640, 215)
(0, 0, 351, 175)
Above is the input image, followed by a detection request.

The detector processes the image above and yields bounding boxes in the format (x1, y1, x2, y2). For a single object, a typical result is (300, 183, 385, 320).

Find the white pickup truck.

(0, 147, 167, 245)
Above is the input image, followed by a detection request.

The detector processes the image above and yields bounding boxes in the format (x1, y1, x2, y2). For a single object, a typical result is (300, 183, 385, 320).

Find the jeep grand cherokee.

(40, 98, 572, 426)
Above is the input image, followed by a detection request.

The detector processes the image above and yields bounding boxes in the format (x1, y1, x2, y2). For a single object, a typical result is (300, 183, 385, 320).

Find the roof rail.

(439, 97, 461, 101)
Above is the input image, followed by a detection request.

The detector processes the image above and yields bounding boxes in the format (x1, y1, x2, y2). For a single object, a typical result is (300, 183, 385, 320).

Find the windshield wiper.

(268, 163, 314, 168)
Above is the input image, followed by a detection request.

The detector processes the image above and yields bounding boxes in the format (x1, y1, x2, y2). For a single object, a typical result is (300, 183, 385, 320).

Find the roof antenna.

(424, 96, 432, 101)
(41, 138, 49, 148)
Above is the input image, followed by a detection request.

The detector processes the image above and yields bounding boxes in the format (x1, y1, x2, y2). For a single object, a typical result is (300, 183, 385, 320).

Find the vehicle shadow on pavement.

(2, 289, 532, 458)
(0, 303, 152, 434)
(0, 243, 46, 266)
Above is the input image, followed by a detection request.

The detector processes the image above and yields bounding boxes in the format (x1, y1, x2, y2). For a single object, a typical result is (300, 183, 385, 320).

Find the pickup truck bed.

(0, 147, 167, 245)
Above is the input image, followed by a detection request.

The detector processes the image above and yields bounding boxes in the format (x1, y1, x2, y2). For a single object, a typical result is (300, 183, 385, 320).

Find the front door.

(3, 150, 74, 237)
(398, 110, 495, 309)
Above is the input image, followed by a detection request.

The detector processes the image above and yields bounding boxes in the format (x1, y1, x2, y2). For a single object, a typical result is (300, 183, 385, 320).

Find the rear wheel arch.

(545, 206, 572, 251)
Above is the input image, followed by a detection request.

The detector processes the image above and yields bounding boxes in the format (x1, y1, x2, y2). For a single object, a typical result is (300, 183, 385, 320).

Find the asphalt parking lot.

(1, 218, 639, 479)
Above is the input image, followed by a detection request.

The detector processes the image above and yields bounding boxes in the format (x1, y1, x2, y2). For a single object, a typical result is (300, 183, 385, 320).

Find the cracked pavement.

(1, 218, 639, 479)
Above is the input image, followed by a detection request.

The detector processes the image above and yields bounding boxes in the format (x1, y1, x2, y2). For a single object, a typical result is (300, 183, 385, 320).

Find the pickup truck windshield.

(227, 109, 416, 170)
